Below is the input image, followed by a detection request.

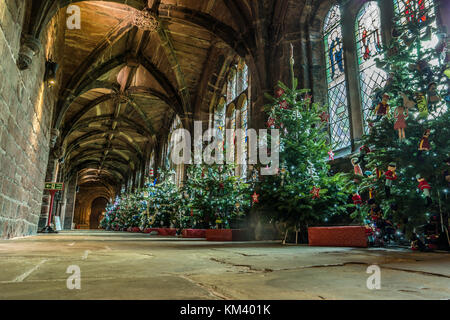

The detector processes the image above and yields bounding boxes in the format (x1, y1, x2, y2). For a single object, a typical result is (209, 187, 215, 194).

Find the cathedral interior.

(0, 0, 449, 301)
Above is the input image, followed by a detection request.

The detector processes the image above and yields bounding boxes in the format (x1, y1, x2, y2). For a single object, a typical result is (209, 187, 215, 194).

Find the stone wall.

(0, 1, 63, 239)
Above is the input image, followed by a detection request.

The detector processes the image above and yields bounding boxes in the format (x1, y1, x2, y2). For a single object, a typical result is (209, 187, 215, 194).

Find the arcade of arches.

(0, 0, 449, 238)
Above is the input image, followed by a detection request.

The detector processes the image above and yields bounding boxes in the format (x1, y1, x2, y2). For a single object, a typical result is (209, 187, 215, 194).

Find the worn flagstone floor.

(0, 230, 448, 300)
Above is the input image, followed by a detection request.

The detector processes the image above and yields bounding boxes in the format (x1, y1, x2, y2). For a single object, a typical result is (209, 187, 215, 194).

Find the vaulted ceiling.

(26, 0, 301, 193)
(40, 0, 252, 191)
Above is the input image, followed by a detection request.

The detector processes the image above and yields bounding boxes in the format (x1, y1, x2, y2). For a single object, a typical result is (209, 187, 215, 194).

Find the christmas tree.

(140, 169, 178, 229)
(256, 45, 353, 239)
(180, 163, 252, 229)
(356, 3, 450, 249)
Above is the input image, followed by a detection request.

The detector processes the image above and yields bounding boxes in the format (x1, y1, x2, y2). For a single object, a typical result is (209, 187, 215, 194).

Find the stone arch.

(90, 197, 109, 229)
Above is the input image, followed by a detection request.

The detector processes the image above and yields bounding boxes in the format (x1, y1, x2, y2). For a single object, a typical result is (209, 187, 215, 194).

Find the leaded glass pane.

(355, 2, 387, 132)
(323, 5, 351, 150)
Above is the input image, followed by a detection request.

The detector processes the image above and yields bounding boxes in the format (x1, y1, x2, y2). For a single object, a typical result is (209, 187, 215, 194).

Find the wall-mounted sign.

(44, 182, 64, 191)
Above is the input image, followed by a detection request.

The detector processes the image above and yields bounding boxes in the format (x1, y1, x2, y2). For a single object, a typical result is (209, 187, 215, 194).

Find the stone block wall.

(0, 0, 63, 239)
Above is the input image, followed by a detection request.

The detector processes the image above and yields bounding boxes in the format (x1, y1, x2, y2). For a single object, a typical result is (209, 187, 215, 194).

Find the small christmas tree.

(180, 163, 252, 229)
(257, 45, 353, 238)
(356, 4, 450, 249)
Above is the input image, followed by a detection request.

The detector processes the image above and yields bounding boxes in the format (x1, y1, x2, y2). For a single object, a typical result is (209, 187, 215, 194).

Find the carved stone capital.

(17, 35, 42, 70)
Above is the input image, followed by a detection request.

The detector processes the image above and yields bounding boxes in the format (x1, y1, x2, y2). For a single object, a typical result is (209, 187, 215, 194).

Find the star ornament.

(310, 186, 321, 199)
(266, 117, 275, 128)
(279, 100, 289, 109)
(251, 192, 260, 204)
(275, 88, 285, 98)
(304, 93, 313, 104)
(319, 112, 329, 123)
(328, 150, 335, 161)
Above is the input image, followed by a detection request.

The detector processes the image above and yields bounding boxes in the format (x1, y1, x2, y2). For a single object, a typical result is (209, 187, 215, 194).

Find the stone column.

(340, 2, 363, 150)
(38, 129, 61, 229)
(379, 0, 395, 46)
(63, 175, 78, 230)
(38, 153, 59, 229)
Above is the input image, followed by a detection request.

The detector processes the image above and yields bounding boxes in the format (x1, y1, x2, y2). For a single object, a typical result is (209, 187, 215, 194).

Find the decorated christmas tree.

(256, 46, 353, 238)
(356, 3, 450, 249)
(139, 169, 178, 229)
(180, 163, 252, 229)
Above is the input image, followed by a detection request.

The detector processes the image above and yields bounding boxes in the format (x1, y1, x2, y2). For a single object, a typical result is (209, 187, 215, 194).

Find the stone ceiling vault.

(21, 0, 295, 192)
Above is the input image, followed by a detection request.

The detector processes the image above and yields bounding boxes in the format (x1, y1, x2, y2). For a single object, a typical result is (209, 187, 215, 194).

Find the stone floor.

(0, 230, 449, 300)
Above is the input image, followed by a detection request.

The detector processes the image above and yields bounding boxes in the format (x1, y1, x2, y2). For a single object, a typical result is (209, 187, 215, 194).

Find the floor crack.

(209, 257, 273, 273)
(177, 274, 232, 300)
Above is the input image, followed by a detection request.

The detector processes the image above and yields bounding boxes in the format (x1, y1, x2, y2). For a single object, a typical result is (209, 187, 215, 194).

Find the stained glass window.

(214, 100, 226, 152)
(355, 2, 387, 131)
(228, 105, 236, 162)
(323, 5, 351, 150)
(240, 99, 248, 178)
(227, 68, 238, 103)
(222, 59, 250, 174)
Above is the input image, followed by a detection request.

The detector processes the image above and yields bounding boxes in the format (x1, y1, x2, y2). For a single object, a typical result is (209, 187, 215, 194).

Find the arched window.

(239, 97, 248, 179)
(355, 1, 387, 131)
(216, 58, 250, 176)
(323, 5, 351, 150)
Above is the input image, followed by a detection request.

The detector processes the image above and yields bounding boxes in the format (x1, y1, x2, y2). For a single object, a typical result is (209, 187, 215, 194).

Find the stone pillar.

(38, 153, 59, 229)
(379, 0, 395, 46)
(63, 175, 78, 230)
(436, 0, 450, 33)
(340, 2, 363, 150)
(38, 129, 61, 229)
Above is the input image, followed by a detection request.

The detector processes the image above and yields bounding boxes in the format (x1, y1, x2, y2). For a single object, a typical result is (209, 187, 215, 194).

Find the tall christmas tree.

(356, 2, 450, 249)
(256, 45, 353, 238)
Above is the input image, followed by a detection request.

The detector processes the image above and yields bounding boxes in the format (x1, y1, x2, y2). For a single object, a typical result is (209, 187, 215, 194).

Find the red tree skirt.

(182, 229, 207, 238)
(206, 229, 249, 241)
(308, 226, 368, 248)
(143, 227, 176, 235)
(156, 228, 177, 236)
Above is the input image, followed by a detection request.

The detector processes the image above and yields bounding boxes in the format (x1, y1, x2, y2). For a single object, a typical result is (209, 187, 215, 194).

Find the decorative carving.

(50, 128, 60, 149)
(17, 35, 42, 70)
(131, 9, 160, 32)
(113, 91, 130, 104)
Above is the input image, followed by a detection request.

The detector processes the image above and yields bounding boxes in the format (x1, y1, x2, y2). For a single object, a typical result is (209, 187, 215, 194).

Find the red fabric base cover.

(130, 227, 141, 233)
(206, 229, 249, 241)
(143, 228, 176, 235)
(308, 226, 368, 248)
(206, 229, 233, 241)
(182, 229, 207, 238)
(143, 228, 159, 233)
(156, 228, 177, 236)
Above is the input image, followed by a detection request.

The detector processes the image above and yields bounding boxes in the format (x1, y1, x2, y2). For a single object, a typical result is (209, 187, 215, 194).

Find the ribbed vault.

(24, 0, 298, 197)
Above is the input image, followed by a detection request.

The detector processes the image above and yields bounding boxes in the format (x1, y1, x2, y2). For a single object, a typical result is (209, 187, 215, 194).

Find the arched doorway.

(90, 197, 108, 229)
